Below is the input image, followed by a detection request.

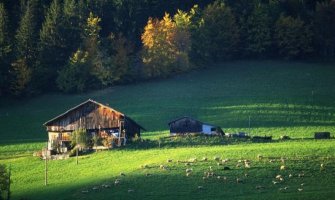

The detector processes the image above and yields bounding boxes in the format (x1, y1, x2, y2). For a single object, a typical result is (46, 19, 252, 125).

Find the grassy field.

(1, 60, 335, 199)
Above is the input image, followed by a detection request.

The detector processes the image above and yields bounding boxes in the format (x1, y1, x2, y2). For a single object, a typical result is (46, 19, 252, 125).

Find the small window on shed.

(211, 127, 216, 131)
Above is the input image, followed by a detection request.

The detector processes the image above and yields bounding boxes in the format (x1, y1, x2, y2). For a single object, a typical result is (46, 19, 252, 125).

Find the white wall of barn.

(202, 124, 215, 135)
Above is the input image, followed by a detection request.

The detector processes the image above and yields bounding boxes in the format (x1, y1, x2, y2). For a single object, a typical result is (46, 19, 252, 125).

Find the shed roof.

(43, 99, 145, 130)
(168, 116, 202, 126)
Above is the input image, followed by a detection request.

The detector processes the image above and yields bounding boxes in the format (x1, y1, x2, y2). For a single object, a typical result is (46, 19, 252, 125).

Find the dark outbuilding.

(168, 116, 224, 136)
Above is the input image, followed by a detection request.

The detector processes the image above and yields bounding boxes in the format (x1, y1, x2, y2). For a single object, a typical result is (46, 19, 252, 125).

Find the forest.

(0, 0, 334, 96)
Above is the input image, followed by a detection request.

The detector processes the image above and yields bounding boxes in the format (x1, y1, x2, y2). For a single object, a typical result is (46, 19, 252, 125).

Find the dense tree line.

(0, 0, 334, 96)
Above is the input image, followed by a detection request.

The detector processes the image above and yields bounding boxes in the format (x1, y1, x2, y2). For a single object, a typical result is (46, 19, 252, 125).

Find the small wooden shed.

(168, 116, 223, 136)
(44, 99, 145, 152)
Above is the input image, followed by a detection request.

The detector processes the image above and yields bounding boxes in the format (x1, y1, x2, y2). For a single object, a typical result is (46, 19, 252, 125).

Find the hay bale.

(314, 132, 330, 139)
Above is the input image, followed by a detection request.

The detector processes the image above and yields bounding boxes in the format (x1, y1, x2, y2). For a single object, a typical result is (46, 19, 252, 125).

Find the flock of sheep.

(80, 155, 327, 197)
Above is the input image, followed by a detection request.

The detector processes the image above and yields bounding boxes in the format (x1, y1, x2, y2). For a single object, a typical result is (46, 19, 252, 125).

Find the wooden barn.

(44, 99, 145, 152)
(168, 116, 224, 136)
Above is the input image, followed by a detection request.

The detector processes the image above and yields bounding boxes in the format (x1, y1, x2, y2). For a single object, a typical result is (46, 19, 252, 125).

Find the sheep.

(209, 166, 213, 171)
(198, 186, 204, 190)
(280, 165, 286, 170)
(128, 189, 135, 193)
(298, 173, 304, 178)
(81, 190, 89, 193)
(101, 184, 111, 188)
(145, 173, 152, 177)
(189, 158, 197, 163)
(167, 159, 173, 163)
(202, 157, 208, 161)
(222, 159, 229, 163)
(140, 164, 148, 169)
(280, 157, 285, 164)
(217, 162, 222, 166)
(120, 172, 126, 176)
(300, 183, 305, 186)
(223, 166, 231, 170)
(214, 156, 220, 161)
(298, 188, 303, 192)
(184, 163, 191, 166)
(272, 181, 279, 185)
(92, 186, 99, 191)
(244, 173, 249, 177)
(202, 176, 208, 180)
(275, 175, 283, 179)
(255, 185, 264, 190)
(320, 163, 325, 170)
(289, 174, 293, 178)
(244, 162, 251, 168)
(160, 165, 167, 170)
(186, 168, 193, 173)
(114, 179, 120, 185)
(186, 172, 191, 177)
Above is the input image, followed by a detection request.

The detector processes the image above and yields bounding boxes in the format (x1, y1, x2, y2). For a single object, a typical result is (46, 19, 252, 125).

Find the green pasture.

(1, 60, 335, 199)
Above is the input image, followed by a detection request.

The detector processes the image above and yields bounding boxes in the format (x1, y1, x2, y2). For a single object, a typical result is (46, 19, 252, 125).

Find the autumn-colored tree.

(141, 11, 192, 78)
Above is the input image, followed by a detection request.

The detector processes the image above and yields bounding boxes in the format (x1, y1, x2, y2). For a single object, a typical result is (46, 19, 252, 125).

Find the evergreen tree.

(63, 0, 82, 53)
(314, 1, 335, 59)
(11, 1, 37, 96)
(37, 0, 66, 91)
(194, 1, 240, 62)
(275, 14, 313, 59)
(246, 3, 271, 57)
(0, 3, 11, 95)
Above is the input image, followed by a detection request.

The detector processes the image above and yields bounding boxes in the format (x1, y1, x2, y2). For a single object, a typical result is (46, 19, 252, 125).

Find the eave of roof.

(168, 116, 202, 125)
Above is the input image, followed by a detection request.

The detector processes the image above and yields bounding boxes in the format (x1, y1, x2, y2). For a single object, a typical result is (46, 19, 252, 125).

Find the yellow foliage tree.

(141, 11, 191, 78)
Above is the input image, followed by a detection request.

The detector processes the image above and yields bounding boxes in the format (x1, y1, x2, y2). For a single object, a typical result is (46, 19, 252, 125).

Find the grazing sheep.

(186, 172, 191, 177)
(128, 189, 135, 193)
(114, 179, 120, 185)
(222, 159, 229, 163)
(300, 183, 305, 186)
(209, 166, 213, 171)
(92, 186, 99, 191)
(217, 162, 222, 166)
(298, 188, 303, 192)
(160, 165, 167, 170)
(217, 176, 221, 179)
(185, 163, 191, 166)
(186, 168, 193, 173)
(289, 174, 293, 178)
(167, 159, 173, 163)
(202, 176, 208, 180)
(279, 187, 288, 191)
(244, 162, 251, 168)
(81, 190, 89, 193)
(145, 173, 151, 177)
(276, 175, 283, 179)
(223, 166, 231, 170)
(120, 172, 126, 176)
(237, 160, 243, 163)
(236, 163, 241, 168)
(280, 165, 286, 170)
(102, 184, 111, 188)
(202, 157, 208, 161)
(298, 173, 304, 178)
(269, 160, 274, 163)
(272, 181, 279, 185)
(320, 163, 325, 170)
(198, 186, 204, 189)
(255, 185, 264, 190)
(244, 173, 248, 177)
(189, 158, 197, 163)
(223, 176, 227, 181)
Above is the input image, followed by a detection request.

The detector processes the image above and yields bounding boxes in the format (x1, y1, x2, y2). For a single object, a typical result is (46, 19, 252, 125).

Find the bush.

(0, 164, 10, 200)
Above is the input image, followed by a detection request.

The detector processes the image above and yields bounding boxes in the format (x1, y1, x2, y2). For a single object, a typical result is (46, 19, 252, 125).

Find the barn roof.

(168, 116, 220, 127)
(168, 116, 202, 125)
(43, 99, 145, 130)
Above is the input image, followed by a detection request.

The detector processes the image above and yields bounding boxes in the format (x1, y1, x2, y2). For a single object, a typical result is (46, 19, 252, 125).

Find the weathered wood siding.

(46, 102, 123, 132)
(169, 118, 202, 134)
